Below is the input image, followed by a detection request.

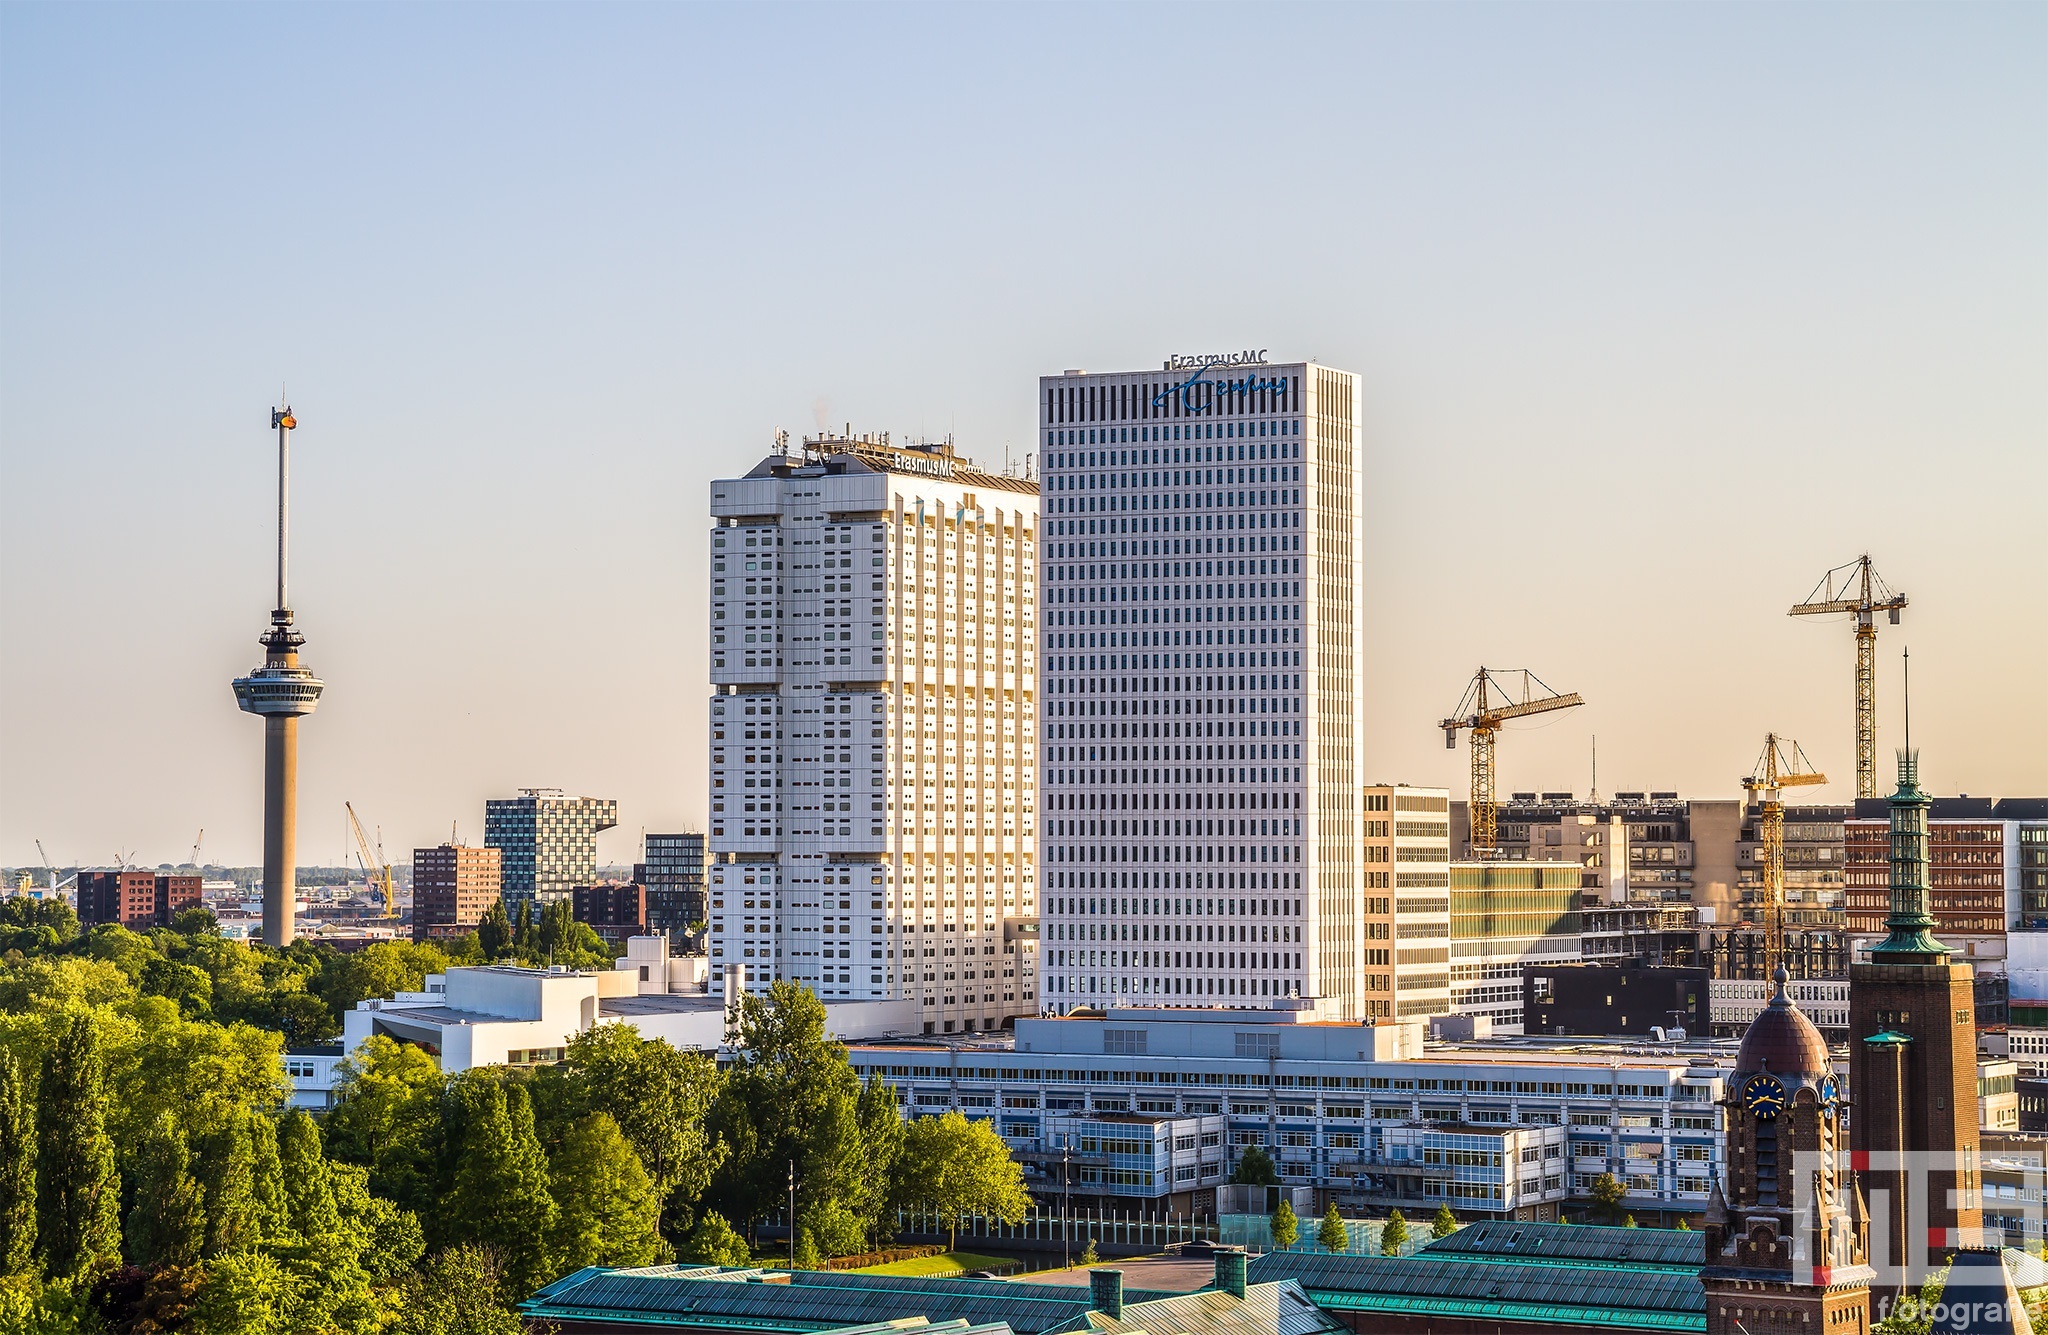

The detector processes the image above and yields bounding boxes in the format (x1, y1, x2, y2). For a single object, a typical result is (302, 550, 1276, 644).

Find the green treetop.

(1432, 1203, 1458, 1240)
(1317, 1203, 1349, 1253)
(1270, 1198, 1299, 1250)
(34, 1014, 120, 1283)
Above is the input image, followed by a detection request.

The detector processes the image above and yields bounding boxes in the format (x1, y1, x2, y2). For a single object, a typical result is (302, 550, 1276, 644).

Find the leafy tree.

(1431, 1203, 1458, 1240)
(186, 1249, 299, 1333)
(141, 958, 214, 1018)
(550, 1112, 668, 1273)
(1623, 1214, 1638, 1228)
(849, 1075, 904, 1248)
(791, 1228, 820, 1270)
(1317, 1203, 1348, 1253)
(352, 1191, 424, 1286)
(1380, 1208, 1408, 1255)
(708, 983, 863, 1236)
(323, 1034, 445, 1215)
(1230, 1145, 1278, 1186)
(34, 1014, 120, 1283)
(898, 1111, 1030, 1251)
(0, 1273, 97, 1333)
(171, 906, 220, 936)
(560, 1024, 722, 1220)
(1079, 1238, 1098, 1265)
(680, 1211, 753, 1268)
(475, 902, 511, 959)
(806, 1199, 865, 1260)
(448, 1081, 558, 1296)
(101, 1007, 288, 1163)
(1270, 1199, 1298, 1250)
(386, 1245, 527, 1335)
(0, 1050, 35, 1275)
(310, 942, 452, 1022)
(194, 1110, 285, 1258)
(1675, 1218, 1691, 1231)
(1589, 1172, 1626, 1225)
(277, 1110, 342, 1245)
(0, 955, 135, 1013)
(0, 897, 78, 953)
(126, 1113, 205, 1270)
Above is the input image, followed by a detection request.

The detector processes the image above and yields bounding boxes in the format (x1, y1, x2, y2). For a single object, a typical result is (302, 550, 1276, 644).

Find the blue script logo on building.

(1152, 348, 1289, 413)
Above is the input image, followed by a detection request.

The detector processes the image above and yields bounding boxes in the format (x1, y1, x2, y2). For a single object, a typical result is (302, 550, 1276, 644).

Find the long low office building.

(846, 1004, 1732, 1226)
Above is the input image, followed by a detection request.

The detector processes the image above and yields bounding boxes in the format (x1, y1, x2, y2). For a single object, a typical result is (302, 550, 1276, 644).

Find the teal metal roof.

(1419, 1220, 1705, 1273)
(1081, 1280, 1343, 1335)
(1244, 1253, 1705, 1332)
(519, 1265, 1180, 1334)
(818, 1321, 1015, 1335)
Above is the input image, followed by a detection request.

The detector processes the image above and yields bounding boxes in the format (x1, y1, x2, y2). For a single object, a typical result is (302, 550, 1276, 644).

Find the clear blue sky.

(3, 3, 2042, 869)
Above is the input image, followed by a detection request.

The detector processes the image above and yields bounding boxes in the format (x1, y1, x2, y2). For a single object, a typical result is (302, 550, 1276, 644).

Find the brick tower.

(1848, 749, 1982, 1290)
(1702, 970, 1873, 1334)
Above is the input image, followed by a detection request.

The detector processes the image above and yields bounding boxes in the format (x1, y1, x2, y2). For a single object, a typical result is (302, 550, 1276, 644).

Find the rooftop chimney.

(1215, 1247, 1247, 1299)
(1089, 1267, 1123, 1318)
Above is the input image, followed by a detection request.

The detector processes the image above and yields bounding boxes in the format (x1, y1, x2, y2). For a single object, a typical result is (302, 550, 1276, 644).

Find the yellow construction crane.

(344, 801, 397, 918)
(1440, 668, 1585, 854)
(1743, 734, 1827, 977)
(1789, 555, 1906, 800)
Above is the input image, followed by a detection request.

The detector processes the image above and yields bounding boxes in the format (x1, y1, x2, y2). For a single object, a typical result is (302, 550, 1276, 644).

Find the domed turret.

(1735, 968, 1832, 1080)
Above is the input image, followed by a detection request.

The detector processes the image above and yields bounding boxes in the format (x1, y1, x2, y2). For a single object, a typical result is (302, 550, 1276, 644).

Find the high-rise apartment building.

(706, 433, 1038, 1035)
(636, 833, 708, 934)
(484, 790, 618, 906)
(1034, 357, 1369, 1017)
(78, 871, 201, 930)
(411, 844, 502, 941)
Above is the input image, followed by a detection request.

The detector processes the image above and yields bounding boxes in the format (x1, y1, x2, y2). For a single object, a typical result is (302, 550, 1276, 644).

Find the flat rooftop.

(598, 993, 725, 1018)
(850, 1028, 1743, 1069)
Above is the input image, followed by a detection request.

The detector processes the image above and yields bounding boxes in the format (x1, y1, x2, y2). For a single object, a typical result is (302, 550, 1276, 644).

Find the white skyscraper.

(1034, 356, 1377, 1019)
(707, 433, 1040, 1035)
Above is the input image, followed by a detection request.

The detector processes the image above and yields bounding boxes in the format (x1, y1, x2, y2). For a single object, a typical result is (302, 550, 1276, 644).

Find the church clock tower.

(1703, 970, 1874, 1335)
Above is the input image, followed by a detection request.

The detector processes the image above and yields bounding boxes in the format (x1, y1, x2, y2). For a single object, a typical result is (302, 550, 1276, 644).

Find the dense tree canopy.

(0, 908, 1032, 1330)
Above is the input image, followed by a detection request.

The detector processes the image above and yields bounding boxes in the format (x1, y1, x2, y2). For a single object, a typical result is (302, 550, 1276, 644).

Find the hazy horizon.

(3, 4, 2043, 869)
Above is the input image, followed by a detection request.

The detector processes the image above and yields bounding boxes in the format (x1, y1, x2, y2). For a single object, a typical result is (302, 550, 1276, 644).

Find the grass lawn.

(854, 1251, 1012, 1276)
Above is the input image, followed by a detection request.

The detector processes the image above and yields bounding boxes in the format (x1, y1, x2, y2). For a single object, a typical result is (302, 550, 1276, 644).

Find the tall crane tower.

(1440, 668, 1585, 854)
(344, 802, 397, 918)
(1743, 734, 1827, 977)
(33, 841, 77, 900)
(1789, 555, 1906, 799)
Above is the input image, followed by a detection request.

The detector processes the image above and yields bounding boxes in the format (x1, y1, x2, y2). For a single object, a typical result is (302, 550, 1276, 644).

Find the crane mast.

(1743, 734, 1827, 977)
(1789, 555, 1906, 799)
(1440, 668, 1585, 854)
(344, 801, 397, 918)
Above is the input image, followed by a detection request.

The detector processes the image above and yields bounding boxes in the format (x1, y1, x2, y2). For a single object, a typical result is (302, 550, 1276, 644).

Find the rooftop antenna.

(1903, 646, 1912, 755)
(1590, 735, 1599, 805)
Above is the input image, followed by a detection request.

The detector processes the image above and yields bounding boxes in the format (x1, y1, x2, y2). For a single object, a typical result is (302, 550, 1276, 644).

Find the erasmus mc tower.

(1037, 357, 1392, 1021)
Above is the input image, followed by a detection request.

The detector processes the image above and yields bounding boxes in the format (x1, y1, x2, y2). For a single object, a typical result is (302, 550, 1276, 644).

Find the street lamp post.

(1062, 1144, 1071, 1268)
(788, 1160, 796, 1268)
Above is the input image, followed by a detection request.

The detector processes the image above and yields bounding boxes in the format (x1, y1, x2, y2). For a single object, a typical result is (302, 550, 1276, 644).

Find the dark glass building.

(635, 832, 707, 934)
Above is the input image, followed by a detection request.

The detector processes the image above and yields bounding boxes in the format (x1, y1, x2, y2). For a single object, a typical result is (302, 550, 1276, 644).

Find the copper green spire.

(1869, 748, 1945, 960)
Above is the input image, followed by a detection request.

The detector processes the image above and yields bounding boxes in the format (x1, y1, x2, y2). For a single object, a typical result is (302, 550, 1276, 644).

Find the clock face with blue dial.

(1819, 1075, 1840, 1106)
(1743, 1073, 1787, 1120)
